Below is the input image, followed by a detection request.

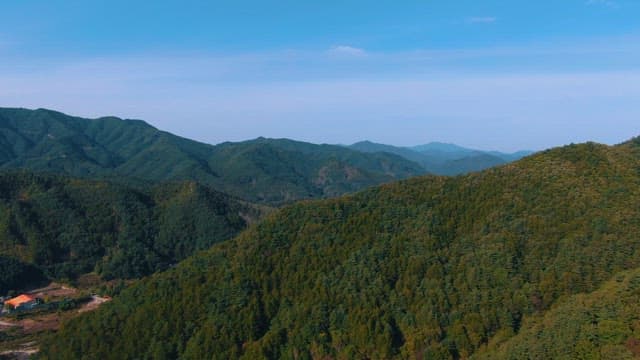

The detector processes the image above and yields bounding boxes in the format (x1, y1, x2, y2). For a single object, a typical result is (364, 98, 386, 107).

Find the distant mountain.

(0, 171, 264, 285)
(350, 140, 533, 175)
(0, 108, 425, 205)
(206, 137, 424, 204)
(411, 141, 477, 155)
(349, 140, 431, 165)
(487, 150, 534, 162)
(411, 142, 533, 162)
(42, 138, 640, 359)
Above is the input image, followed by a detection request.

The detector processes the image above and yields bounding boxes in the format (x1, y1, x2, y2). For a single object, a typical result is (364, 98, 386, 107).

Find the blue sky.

(1, 0, 639, 151)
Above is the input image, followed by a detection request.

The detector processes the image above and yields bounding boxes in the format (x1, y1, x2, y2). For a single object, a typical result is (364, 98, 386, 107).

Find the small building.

(4, 294, 37, 309)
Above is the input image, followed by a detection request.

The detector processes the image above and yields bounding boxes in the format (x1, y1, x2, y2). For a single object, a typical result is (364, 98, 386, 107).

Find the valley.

(1, 281, 113, 359)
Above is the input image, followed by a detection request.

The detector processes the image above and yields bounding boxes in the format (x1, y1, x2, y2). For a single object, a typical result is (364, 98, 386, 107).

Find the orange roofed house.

(4, 294, 37, 309)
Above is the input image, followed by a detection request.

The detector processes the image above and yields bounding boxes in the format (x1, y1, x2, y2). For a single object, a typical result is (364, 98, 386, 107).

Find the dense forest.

(39, 138, 640, 359)
(0, 171, 263, 287)
(0, 108, 424, 205)
(478, 267, 640, 359)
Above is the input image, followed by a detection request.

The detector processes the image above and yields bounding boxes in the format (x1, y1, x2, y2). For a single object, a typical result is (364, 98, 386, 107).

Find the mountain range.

(0, 108, 530, 290)
(0, 107, 631, 359)
(349, 140, 533, 176)
(40, 137, 640, 359)
(0, 108, 426, 206)
(0, 108, 532, 206)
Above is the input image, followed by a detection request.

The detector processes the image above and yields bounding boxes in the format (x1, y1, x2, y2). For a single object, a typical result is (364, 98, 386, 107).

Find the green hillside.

(40, 138, 640, 359)
(0, 171, 263, 288)
(0, 108, 424, 205)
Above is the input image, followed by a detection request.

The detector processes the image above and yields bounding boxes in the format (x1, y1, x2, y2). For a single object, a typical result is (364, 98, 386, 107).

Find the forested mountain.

(0, 171, 264, 287)
(40, 137, 640, 359)
(0, 108, 424, 205)
(350, 140, 532, 175)
(205, 138, 424, 204)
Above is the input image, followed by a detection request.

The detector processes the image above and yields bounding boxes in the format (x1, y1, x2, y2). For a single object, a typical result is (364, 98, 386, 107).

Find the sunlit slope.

(475, 267, 640, 359)
(41, 138, 640, 359)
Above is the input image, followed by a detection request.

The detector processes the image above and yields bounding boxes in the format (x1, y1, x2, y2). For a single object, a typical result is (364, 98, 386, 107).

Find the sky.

(1, 0, 639, 151)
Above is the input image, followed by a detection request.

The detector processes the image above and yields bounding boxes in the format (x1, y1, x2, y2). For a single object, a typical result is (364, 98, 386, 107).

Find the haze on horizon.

(1, 0, 639, 152)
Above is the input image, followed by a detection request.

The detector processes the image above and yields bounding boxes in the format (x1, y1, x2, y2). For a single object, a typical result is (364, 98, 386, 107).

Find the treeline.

(39, 139, 640, 359)
(0, 171, 265, 288)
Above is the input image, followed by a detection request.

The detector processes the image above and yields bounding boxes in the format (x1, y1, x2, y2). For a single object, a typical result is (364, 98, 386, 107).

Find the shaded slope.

(0, 255, 47, 294)
(0, 171, 263, 284)
(40, 139, 640, 359)
(0, 108, 424, 205)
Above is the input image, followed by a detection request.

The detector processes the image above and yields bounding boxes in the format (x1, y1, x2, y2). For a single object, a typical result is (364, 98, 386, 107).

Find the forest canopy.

(0, 171, 263, 288)
(39, 139, 640, 359)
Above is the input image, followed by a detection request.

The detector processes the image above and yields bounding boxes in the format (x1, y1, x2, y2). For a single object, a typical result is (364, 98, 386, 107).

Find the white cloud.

(466, 17, 497, 24)
(2, 59, 637, 151)
(328, 45, 366, 57)
(1, 34, 639, 151)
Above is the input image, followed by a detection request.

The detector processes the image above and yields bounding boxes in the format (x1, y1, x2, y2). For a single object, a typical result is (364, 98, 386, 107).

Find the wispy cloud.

(0, 35, 639, 151)
(2, 66, 637, 151)
(466, 17, 497, 24)
(328, 45, 367, 57)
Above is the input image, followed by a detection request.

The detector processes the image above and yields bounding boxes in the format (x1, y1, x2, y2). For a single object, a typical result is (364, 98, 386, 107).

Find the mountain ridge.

(350, 140, 533, 175)
(0, 108, 425, 205)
